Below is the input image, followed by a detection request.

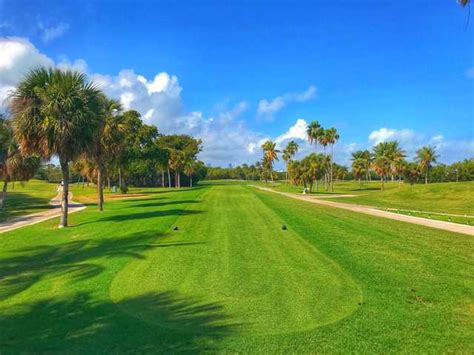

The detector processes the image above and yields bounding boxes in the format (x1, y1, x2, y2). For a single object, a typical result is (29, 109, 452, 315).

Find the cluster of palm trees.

(351, 142, 438, 189)
(258, 121, 341, 192)
(2, 67, 203, 227)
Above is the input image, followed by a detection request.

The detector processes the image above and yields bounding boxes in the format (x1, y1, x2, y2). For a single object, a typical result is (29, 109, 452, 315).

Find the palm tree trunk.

(190, 175, 193, 187)
(270, 167, 274, 187)
(59, 159, 70, 228)
(107, 176, 111, 192)
(0, 177, 9, 208)
(425, 168, 428, 184)
(167, 166, 171, 188)
(97, 167, 104, 211)
(161, 169, 165, 188)
(359, 178, 361, 190)
(118, 167, 123, 193)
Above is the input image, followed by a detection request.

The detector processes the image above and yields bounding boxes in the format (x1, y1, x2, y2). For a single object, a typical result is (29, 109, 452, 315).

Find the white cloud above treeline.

(257, 86, 316, 119)
(0, 37, 472, 167)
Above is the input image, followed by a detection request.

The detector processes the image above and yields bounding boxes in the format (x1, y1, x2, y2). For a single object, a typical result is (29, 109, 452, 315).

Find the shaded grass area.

(0, 180, 56, 222)
(0, 182, 472, 352)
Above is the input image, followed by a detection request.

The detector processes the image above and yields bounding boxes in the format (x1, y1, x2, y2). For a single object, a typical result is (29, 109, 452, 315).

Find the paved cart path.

(252, 186, 474, 236)
(0, 193, 85, 234)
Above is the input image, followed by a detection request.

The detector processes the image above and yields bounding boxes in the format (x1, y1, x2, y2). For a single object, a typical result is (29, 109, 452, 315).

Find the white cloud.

(0, 37, 54, 105)
(38, 22, 69, 43)
(368, 128, 474, 164)
(257, 85, 316, 119)
(368, 128, 417, 145)
(275, 118, 308, 144)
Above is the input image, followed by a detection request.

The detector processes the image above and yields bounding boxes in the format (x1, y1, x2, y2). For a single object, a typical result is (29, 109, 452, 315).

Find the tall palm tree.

(261, 140, 280, 186)
(351, 150, 372, 182)
(306, 121, 322, 153)
(326, 127, 339, 191)
(282, 140, 299, 184)
(372, 156, 391, 190)
(184, 159, 197, 187)
(9, 68, 102, 227)
(351, 158, 366, 190)
(416, 146, 439, 184)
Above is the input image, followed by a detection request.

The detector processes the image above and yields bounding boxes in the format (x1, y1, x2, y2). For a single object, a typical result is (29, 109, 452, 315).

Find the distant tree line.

(0, 68, 205, 227)
(205, 120, 473, 191)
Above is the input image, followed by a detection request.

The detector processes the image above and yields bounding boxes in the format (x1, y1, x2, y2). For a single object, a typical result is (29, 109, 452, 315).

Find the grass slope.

(0, 182, 472, 353)
(252, 180, 474, 224)
(0, 180, 56, 222)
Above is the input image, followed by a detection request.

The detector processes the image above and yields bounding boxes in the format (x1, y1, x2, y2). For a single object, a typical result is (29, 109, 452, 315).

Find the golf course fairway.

(110, 184, 362, 335)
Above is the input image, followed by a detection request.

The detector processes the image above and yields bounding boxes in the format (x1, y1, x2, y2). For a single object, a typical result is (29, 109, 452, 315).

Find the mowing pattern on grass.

(0, 182, 472, 353)
(110, 185, 361, 335)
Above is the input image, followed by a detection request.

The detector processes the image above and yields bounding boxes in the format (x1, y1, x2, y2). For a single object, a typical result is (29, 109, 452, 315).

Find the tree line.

(205, 120, 473, 190)
(0, 68, 204, 227)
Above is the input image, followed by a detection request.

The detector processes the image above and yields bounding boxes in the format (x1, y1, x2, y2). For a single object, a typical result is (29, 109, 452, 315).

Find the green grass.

(252, 180, 474, 224)
(0, 180, 57, 222)
(0, 182, 472, 352)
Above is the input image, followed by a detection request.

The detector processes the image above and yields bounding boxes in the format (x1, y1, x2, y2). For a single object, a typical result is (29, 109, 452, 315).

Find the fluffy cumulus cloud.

(368, 128, 474, 164)
(257, 85, 316, 119)
(0, 37, 53, 104)
(368, 128, 416, 146)
(0, 37, 270, 166)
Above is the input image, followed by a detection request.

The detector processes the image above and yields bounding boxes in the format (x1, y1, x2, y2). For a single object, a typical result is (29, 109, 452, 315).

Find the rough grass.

(0, 182, 472, 352)
(252, 180, 474, 224)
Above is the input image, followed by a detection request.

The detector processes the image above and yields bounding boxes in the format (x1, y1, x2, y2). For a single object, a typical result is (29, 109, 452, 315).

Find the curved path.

(253, 186, 474, 236)
(0, 193, 85, 234)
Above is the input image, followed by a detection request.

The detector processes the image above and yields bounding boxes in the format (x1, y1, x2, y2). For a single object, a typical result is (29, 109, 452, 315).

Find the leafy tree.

(325, 127, 339, 191)
(9, 68, 102, 227)
(416, 146, 439, 184)
(0, 115, 40, 207)
(261, 140, 280, 186)
(282, 140, 299, 184)
(306, 121, 322, 153)
(372, 156, 391, 190)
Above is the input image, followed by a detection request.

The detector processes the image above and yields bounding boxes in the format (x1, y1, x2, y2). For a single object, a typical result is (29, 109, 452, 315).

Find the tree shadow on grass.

(0, 193, 52, 222)
(131, 200, 201, 209)
(0, 291, 239, 352)
(0, 232, 205, 300)
(96, 209, 203, 223)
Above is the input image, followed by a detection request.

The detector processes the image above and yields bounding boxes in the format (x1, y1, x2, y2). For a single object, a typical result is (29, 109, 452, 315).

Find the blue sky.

(0, 0, 473, 166)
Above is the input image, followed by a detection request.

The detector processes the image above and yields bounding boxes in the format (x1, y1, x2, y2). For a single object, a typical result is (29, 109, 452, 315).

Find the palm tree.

(184, 160, 196, 187)
(351, 150, 372, 183)
(372, 156, 391, 190)
(9, 68, 102, 227)
(85, 97, 124, 211)
(261, 140, 280, 186)
(0, 115, 40, 207)
(326, 127, 339, 191)
(306, 121, 322, 153)
(416, 146, 439, 184)
(351, 159, 366, 189)
(282, 140, 299, 184)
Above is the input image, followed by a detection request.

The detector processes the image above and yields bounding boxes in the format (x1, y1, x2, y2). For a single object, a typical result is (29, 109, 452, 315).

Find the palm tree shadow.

(0, 232, 205, 300)
(0, 291, 240, 352)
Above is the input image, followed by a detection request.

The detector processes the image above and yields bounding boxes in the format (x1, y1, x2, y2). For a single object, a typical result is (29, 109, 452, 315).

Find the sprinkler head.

(281, 225, 287, 230)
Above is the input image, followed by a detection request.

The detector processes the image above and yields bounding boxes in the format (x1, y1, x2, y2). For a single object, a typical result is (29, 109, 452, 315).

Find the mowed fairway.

(111, 185, 361, 335)
(0, 182, 472, 353)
